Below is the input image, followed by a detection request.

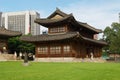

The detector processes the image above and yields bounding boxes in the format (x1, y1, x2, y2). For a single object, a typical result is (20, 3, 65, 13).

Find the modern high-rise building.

(1, 11, 40, 35)
(0, 12, 2, 26)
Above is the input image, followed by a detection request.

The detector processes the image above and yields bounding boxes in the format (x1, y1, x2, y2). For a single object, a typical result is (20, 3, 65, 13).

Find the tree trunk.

(24, 52, 28, 63)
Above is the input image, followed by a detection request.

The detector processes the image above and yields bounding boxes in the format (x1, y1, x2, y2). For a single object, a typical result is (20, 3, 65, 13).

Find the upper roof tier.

(0, 27, 22, 37)
(34, 8, 102, 33)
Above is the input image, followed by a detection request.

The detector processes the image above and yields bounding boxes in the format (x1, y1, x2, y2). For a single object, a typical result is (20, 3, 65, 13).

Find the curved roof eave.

(34, 15, 73, 27)
(20, 32, 78, 42)
(78, 22, 102, 33)
(20, 31, 107, 46)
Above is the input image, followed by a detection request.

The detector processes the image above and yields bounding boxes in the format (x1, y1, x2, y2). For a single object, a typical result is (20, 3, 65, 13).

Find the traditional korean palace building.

(20, 9, 107, 59)
(0, 27, 22, 53)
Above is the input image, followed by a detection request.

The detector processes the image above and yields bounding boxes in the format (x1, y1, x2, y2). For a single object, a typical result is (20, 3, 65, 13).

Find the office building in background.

(2, 11, 40, 35)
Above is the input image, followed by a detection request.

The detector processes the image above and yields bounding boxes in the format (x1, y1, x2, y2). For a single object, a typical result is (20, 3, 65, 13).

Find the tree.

(8, 37, 35, 55)
(103, 22, 120, 55)
(8, 37, 22, 55)
(8, 36, 35, 65)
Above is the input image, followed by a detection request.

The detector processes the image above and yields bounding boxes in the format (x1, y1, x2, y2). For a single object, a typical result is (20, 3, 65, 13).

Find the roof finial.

(70, 13, 73, 16)
(56, 7, 60, 11)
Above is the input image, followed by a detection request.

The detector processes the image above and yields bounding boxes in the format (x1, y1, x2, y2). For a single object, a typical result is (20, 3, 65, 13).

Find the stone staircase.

(0, 54, 15, 61)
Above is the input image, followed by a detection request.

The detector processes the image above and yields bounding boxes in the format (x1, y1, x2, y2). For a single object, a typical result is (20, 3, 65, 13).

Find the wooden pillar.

(48, 44, 50, 57)
(99, 47, 102, 57)
(94, 46, 96, 57)
(35, 46, 37, 57)
(61, 44, 63, 57)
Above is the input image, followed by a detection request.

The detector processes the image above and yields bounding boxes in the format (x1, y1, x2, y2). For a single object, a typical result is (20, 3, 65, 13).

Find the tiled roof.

(0, 27, 22, 37)
(82, 36, 107, 45)
(35, 15, 73, 27)
(20, 32, 78, 42)
(20, 32, 107, 45)
(78, 22, 102, 33)
(47, 8, 69, 18)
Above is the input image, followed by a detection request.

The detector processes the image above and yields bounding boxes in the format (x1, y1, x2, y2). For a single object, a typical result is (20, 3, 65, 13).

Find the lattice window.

(63, 45, 71, 53)
(50, 26, 65, 33)
(38, 46, 48, 54)
(50, 46, 61, 54)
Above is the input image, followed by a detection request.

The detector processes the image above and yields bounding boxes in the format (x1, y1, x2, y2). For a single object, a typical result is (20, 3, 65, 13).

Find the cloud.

(39, 0, 120, 37)
(60, 0, 120, 30)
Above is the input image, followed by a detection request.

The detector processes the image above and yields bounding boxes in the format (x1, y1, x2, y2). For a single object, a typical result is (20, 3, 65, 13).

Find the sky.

(1, 0, 120, 35)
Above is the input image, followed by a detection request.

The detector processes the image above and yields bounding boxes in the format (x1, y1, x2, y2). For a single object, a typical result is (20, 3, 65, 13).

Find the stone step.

(35, 57, 106, 62)
(0, 54, 15, 61)
(0, 54, 7, 61)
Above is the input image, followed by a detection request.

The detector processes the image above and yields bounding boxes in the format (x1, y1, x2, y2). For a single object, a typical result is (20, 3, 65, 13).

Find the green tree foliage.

(8, 37, 35, 55)
(103, 22, 120, 54)
(8, 37, 22, 54)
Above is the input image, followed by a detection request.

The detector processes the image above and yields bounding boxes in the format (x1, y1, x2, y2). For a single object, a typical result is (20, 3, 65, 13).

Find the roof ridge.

(47, 8, 70, 19)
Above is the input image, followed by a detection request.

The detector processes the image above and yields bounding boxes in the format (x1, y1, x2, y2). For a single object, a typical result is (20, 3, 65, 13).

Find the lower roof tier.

(20, 32, 107, 46)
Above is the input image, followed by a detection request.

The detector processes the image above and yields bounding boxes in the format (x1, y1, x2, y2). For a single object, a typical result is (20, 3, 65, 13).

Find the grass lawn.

(0, 61, 120, 80)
